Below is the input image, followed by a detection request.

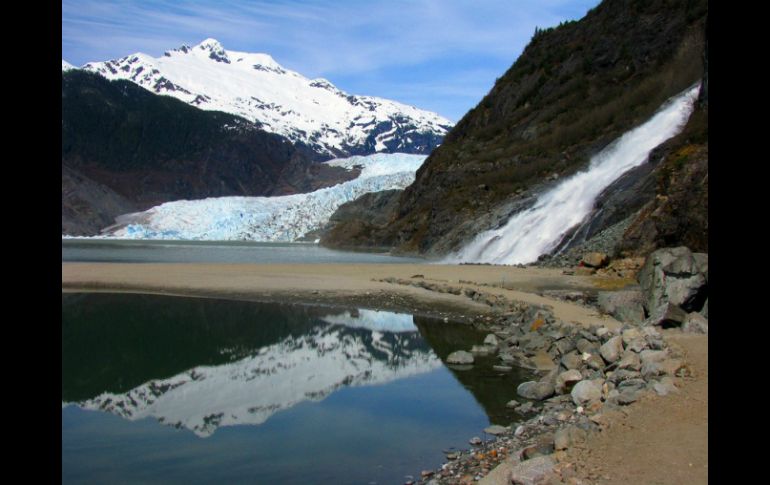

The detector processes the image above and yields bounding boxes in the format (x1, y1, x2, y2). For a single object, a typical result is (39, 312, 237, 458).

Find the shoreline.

(61, 262, 706, 484)
(62, 262, 628, 328)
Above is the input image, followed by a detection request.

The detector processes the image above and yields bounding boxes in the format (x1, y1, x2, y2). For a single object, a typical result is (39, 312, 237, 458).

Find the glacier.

(104, 153, 426, 241)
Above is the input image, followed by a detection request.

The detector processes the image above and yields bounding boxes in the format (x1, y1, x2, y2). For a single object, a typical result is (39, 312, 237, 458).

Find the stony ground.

(562, 332, 707, 485)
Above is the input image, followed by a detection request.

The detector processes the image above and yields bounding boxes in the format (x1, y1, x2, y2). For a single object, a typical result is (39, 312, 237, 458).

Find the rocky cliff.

(341, 0, 707, 258)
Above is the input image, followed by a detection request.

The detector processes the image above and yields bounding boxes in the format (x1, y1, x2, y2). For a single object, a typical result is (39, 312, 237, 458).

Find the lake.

(62, 293, 533, 484)
(62, 239, 426, 264)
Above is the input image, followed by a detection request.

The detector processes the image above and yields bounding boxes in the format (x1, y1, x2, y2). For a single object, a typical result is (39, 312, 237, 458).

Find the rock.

(599, 336, 624, 363)
(595, 326, 611, 340)
(469, 436, 482, 445)
(576, 339, 597, 354)
(641, 362, 663, 379)
(561, 351, 582, 370)
(553, 428, 569, 451)
(582, 252, 609, 268)
(554, 425, 588, 450)
(517, 381, 555, 401)
(555, 369, 583, 394)
(484, 334, 500, 347)
(616, 389, 640, 405)
(484, 425, 508, 436)
(516, 402, 535, 414)
(447, 350, 474, 365)
(571, 380, 602, 406)
(471, 345, 494, 356)
(639, 350, 668, 365)
(638, 247, 708, 314)
(658, 358, 685, 376)
(494, 365, 513, 372)
(510, 456, 556, 485)
(700, 298, 708, 318)
(625, 337, 648, 353)
(647, 302, 688, 327)
(652, 376, 679, 396)
(621, 328, 642, 345)
(617, 351, 641, 371)
(682, 312, 708, 334)
(505, 399, 520, 408)
(597, 291, 646, 324)
(607, 369, 641, 384)
(553, 338, 576, 355)
(584, 353, 605, 371)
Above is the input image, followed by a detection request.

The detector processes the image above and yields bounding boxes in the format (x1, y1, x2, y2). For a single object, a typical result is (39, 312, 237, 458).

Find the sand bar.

(62, 262, 627, 328)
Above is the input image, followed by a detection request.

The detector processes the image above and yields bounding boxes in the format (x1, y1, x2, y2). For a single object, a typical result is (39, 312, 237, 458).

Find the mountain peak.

(62, 60, 76, 71)
(196, 38, 225, 51)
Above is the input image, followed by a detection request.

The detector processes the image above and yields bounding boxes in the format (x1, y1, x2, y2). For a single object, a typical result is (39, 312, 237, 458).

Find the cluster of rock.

(412, 246, 707, 484)
(421, 315, 688, 485)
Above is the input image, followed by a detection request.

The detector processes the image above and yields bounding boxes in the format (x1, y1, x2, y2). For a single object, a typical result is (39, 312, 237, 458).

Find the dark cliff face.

(62, 70, 356, 222)
(374, 0, 707, 255)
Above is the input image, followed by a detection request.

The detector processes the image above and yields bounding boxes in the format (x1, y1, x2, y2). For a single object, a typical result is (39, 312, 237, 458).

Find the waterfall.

(446, 83, 701, 265)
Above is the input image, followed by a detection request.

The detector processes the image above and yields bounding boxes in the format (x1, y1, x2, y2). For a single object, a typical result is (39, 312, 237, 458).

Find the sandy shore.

(62, 262, 630, 328)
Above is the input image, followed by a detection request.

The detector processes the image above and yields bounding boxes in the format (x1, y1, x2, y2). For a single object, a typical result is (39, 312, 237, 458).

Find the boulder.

(682, 312, 708, 334)
(625, 337, 649, 353)
(647, 302, 688, 327)
(582, 252, 609, 268)
(638, 247, 708, 313)
(621, 328, 642, 345)
(576, 338, 597, 354)
(584, 353, 606, 371)
(484, 424, 508, 436)
(555, 369, 583, 394)
(561, 351, 582, 370)
(640, 349, 668, 365)
(652, 376, 679, 396)
(700, 298, 708, 319)
(446, 350, 474, 365)
(571, 380, 602, 406)
(597, 291, 646, 324)
(510, 455, 556, 485)
(517, 381, 555, 401)
(599, 336, 624, 363)
(484, 334, 500, 347)
(617, 351, 642, 371)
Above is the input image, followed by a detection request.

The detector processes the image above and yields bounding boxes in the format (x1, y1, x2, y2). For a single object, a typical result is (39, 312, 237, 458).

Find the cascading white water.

(446, 83, 701, 265)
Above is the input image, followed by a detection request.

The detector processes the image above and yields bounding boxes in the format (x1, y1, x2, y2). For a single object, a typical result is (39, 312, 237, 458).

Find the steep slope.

(78, 38, 452, 158)
(62, 70, 355, 216)
(62, 165, 138, 235)
(374, 0, 707, 257)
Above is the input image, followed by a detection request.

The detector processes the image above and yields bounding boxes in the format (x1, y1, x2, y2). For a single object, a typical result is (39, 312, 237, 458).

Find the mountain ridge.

(72, 38, 452, 159)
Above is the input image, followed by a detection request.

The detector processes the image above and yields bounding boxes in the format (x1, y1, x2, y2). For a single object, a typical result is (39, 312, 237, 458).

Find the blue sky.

(62, 0, 601, 122)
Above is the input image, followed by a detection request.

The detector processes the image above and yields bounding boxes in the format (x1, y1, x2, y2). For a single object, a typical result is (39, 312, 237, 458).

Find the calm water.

(62, 293, 533, 484)
(61, 239, 425, 264)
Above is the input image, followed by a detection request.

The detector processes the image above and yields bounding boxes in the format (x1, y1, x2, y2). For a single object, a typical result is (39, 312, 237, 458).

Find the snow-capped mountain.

(69, 310, 441, 437)
(62, 60, 76, 71)
(102, 153, 425, 241)
(75, 38, 453, 158)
